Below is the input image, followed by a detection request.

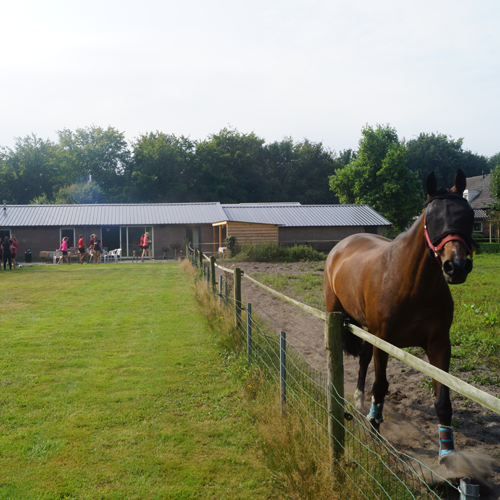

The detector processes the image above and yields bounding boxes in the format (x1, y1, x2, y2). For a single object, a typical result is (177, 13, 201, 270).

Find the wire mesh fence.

(188, 249, 459, 499)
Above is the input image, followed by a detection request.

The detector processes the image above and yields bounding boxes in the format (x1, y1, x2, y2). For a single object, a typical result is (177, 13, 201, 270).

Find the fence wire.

(189, 251, 458, 499)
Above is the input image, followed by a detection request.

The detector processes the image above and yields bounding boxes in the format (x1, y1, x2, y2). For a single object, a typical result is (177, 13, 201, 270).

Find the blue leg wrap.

(438, 426, 455, 459)
(368, 401, 383, 424)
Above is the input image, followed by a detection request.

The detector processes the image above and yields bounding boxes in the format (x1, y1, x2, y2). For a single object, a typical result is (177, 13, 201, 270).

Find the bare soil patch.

(215, 261, 500, 497)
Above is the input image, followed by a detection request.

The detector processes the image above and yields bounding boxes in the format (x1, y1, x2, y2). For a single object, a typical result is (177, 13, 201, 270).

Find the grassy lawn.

(0, 263, 270, 499)
(254, 254, 500, 379)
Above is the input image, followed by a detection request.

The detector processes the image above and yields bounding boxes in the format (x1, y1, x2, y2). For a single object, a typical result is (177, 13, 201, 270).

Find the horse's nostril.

(443, 260, 454, 275)
(464, 259, 473, 274)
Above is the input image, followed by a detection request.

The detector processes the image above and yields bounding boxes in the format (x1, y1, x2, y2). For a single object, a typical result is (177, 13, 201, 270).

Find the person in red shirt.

(141, 232, 152, 262)
(10, 234, 18, 269)
(78, 234, 85, 264)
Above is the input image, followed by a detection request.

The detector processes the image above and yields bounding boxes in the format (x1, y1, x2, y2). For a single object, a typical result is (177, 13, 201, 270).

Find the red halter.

(424, 225, 473, 265)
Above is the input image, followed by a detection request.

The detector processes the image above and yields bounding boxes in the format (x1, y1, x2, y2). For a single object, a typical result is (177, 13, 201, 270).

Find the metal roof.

(220, 204, 391, 227)
(465, 174, 493, 209)
(0, 202, 391, 227)
(0, 203, 228, 227)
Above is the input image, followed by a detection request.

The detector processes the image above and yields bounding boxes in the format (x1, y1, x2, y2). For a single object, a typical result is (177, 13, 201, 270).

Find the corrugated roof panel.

(220, 204, 391, 227)
(0, 202, 391, 228)
(1, 203, 228, 227)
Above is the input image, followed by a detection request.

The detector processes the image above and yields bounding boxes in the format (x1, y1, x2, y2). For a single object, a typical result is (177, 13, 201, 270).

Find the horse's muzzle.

(443, 257, 473, 284)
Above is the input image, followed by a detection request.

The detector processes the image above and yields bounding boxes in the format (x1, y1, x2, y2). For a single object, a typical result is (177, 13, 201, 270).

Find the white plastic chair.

(53, 250, 62, 264)
(115, 248, 122, 261)
(105, 249, 115, 262)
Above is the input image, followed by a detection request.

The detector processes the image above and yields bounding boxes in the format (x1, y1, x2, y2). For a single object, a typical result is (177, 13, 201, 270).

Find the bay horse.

(324, 169, 474, 464)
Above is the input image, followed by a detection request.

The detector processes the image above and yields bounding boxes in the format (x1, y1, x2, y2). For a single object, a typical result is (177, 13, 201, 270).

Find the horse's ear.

(426, 171, 437, 196)
(454, 168, 466, 196)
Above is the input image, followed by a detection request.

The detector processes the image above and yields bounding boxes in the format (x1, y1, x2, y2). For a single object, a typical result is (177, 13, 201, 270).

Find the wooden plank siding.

(223, 221, 279, 244)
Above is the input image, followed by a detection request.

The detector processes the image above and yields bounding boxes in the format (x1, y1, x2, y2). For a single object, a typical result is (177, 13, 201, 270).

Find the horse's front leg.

(354, 342, 373, 411)
(427, 341, 455, 464)
(368, 347, 389, 432)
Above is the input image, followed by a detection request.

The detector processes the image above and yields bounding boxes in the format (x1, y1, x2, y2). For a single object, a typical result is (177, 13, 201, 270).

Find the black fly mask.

(423, 192, 474, 258)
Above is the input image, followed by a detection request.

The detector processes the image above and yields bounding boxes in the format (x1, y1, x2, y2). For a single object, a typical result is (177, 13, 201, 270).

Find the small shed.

(213, 203, 392, 253)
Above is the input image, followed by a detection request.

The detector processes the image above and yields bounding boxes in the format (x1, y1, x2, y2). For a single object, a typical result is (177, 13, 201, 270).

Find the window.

(473, 222, 483, 233)
(186, 226, 201, 249)
(60, 228, 75, 247)
(0, 229, 11, 241)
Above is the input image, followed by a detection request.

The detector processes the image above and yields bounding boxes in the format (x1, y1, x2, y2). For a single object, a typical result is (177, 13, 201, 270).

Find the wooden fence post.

(325, 312, 345, 460)
(198, 249, 203, 269)
(247, 303, 252, 364)
(210, 256, 216, 292)
(280, 331, 287, 415)
(234, 268, 242, 328)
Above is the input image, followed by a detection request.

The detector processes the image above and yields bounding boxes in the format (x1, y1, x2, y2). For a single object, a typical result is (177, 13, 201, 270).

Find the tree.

(488, 152, 500, 170)
(0, 134, 61, 204)
(55, 180, 103, 204)
(329, 124, 423, 233)
(57, 126, 131, 201)
(490, 165, 500, 213)
(406, 133, 488, 187)
(128, 132, 195, 203)
(260, 139, 344, 204)
(192, 128, 265, 203)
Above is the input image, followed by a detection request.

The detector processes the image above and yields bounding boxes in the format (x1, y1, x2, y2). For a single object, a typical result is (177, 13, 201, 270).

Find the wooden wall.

(227, 222, 279, 243)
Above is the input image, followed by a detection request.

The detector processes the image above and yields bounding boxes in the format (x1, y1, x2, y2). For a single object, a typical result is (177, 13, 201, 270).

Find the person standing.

(58, 237, 70, 264)
(142, 232, 152, 262)
(89, 234, 95, 263)
(10, 234, 18, 269)
(139, 233, 145, 262)
(93, 235, 102, 264)
(2, 236, 12, 270)
(78, 234, 85, 264)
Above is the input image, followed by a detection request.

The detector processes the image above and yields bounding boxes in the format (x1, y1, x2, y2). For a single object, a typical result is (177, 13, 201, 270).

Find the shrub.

(229, 242, 326, 262)
(477, 242, 500, 254)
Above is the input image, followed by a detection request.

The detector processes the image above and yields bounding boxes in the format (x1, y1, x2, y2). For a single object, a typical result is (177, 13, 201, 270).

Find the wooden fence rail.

(208, 255, 500, 417)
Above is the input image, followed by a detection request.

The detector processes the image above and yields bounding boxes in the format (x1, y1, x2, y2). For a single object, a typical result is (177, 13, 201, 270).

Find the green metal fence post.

(219, 275, 223, 308)
(210, 256, 216, 292)
(280, 330, 287, 416)
(234, 268, 242, 328)
(247, 303, 252, 364)
(325, 312, 345, 460)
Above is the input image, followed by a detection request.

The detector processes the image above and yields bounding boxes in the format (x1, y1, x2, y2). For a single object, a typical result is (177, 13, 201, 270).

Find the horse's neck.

(391, 214, 444, 293)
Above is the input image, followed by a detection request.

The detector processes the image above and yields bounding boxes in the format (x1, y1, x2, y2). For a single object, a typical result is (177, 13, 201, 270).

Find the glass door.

(120, 226, 153, 258)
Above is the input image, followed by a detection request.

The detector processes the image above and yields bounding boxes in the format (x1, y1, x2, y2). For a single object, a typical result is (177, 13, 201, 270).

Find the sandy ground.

(215, 261, 500, 499)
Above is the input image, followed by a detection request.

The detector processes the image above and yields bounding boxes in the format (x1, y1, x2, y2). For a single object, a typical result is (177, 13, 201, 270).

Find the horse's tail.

(342, 316, 364, 357)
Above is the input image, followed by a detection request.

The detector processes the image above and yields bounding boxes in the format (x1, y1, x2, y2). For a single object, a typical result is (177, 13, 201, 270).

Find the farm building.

(0, 202, 391, 261)
(464, 173, 499, 242)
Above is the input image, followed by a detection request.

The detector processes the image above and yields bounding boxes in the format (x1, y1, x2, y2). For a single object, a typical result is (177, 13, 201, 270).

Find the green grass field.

(0, 263, 270, 499)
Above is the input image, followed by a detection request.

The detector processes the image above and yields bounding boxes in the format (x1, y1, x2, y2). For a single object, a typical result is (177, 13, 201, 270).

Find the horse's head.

(424, 169, 474, 284)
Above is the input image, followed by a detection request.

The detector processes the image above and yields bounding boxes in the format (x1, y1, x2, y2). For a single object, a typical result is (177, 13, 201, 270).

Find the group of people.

(1, 234, 18, 270)
(58, 233, 103, 264)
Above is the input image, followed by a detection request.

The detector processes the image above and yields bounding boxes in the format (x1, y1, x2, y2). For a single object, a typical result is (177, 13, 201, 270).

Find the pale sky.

(1, 0, 499, 157)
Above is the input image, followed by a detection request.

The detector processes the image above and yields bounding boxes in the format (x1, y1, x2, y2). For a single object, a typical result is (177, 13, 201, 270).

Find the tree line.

(0, 124, 498, 233)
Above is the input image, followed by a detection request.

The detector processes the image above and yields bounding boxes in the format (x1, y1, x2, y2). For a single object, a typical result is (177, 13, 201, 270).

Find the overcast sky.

(1, 0, 499, 157)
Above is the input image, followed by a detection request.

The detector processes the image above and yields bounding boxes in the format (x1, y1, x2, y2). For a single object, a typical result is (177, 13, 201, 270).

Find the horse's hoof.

(354, 390, 365, 411)
(368, 417, 381, 433)
(438, 450, 455, 467)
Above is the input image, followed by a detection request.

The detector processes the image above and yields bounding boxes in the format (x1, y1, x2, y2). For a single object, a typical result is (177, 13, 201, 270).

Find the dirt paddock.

(215, 262, 500, 498)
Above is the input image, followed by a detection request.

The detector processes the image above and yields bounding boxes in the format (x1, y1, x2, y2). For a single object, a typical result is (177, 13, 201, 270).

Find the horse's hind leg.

(354, 341, 373, 411)
(368, 347, 389, 432)
(426, 341, 455, 464)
